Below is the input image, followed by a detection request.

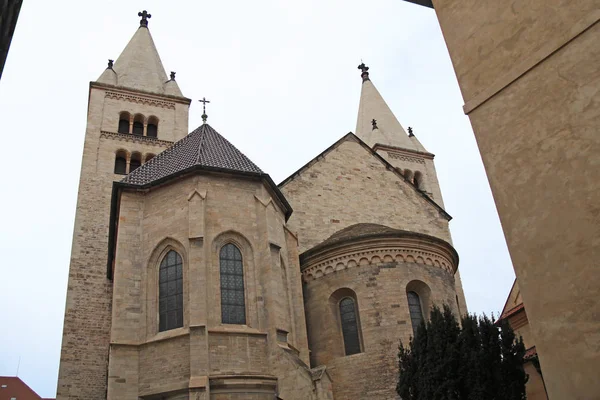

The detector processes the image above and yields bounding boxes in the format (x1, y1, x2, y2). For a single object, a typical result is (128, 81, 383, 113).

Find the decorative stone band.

(387, 152, 426, 164)
(105, 90, 176, 109)
(300, 233, 458, 284)
(100, 131, 173, 148)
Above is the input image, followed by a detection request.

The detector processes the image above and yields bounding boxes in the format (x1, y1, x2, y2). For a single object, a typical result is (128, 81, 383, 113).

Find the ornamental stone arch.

(145, 237, 188, 339)
(211, 230, 258, 328)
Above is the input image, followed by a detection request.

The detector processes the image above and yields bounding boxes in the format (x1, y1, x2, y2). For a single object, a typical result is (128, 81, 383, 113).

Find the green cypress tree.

(397, 305, 527, 400)
(498, 318, 527, 400)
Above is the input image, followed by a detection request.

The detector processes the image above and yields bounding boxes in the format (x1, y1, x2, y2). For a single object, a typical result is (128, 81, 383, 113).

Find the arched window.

(404, 169, 414, 184)
(147, 116, 158, 138)
(407, 291, 424, 335)
(145, 153, 155, 163)
(159, 250, 183, 332)
(130, 152, 141, 172)
(220, 243, 246, 324)
(114, 151, 127, 174)
(414, 171, 424, 190)
(118, 112, 130, 134)
(340, 297, 361, 355)
(133, 114, 144, 135)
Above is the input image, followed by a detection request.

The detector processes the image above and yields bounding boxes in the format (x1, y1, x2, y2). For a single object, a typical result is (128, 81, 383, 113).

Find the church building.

(57, 12, 467, 400)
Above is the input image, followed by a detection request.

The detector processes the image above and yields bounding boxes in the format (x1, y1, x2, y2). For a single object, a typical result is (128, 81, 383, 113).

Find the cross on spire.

(358, 62, 370, 82)
(138, 10, 151, 27)
(199, 97, 210, 123)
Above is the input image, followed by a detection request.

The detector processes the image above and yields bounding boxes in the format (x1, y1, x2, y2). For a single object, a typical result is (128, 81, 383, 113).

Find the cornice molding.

(301, 235, 458, 283)
(105, 90, 176, 109)
(100, 131, 173, 148)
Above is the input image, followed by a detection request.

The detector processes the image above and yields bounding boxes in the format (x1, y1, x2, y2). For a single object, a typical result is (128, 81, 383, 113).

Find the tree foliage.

(397, 305, 527, 400)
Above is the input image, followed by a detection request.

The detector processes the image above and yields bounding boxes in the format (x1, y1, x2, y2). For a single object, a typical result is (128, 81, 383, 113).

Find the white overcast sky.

(0, 0, 515, 397)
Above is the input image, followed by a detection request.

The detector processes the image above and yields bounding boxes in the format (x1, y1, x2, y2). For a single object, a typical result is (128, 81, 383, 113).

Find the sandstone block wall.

(57, 84, 190, 400)
(280, 137, 452, 253)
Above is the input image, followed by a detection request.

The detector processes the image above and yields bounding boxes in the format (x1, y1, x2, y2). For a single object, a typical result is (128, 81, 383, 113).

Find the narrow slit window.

(340, 297, 361, 355)
(220, 244, 246, 324)
(159, 250, 183, 331)
(407, 291, 423, 335)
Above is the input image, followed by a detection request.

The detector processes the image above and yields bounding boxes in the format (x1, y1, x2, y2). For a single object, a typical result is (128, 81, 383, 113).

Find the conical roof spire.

(96, 11, 183, 97)
(355, 64, 416, 151)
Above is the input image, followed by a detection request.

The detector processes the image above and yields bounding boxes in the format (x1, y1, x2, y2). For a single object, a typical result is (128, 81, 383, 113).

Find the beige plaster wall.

(433, 2, 600, 398)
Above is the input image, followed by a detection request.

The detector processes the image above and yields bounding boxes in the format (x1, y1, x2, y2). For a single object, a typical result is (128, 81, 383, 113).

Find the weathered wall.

(57, 83, 188, 399)
(280, 137, 452, 253)
(108, 173, 326, 399)
(303, 243, 458, 400)
(432, 1, 600, 398)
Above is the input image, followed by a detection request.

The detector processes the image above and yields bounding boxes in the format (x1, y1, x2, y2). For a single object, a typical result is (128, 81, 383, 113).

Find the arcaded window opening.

(159, 250, 183, 332)
(132, 114, 144, 135)
(220, 243, 246, 324)
(339, 297, 361, 356)
(407, 291, 424, 335)
(118, 112, 130, 134)
(130, 152, 142, 172)
(147, 116, 159, 138)
(114, 150, 127, 175)
(414, 171, 424, 190)
(145, 153, 155, 163)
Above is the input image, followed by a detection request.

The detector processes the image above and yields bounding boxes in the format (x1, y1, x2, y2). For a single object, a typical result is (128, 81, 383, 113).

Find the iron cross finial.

(199, 97, 210, 123)
(372, 119, 378, 130)
(138, 10, 151, 27)
(358, 62, 370, 82)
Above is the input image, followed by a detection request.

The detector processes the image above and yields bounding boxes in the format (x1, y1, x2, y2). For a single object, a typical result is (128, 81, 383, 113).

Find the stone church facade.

(57, 13, 466, 400)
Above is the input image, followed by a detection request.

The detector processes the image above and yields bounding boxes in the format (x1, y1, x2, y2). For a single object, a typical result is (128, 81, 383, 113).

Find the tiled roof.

(122, 123, 263, 186)
(524, 346, 538, 360)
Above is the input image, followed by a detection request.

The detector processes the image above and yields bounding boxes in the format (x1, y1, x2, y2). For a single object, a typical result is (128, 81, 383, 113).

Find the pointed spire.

(355, 64, 416, 151)
(96, 11, 183, 97)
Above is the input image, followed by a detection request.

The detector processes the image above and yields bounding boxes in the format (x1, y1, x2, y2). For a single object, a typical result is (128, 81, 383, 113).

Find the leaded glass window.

(220, 244, 246, 324)
(340, 297, 361, 355)
(407, 291, 423, 335)
(159, 250, 183, 332)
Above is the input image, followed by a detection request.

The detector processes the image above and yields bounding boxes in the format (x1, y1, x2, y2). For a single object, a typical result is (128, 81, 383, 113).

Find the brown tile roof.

(122, 123, 262, 186)
(524, 346, 538, 360)
(498, 303, 525, 321)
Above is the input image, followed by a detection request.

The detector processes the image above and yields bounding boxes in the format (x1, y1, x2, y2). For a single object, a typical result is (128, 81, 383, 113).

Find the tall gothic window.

(339, 297, 361, 355)
(407, 291, 424, 335)
(220, 244, 246, 324)
(159, 250, 183, 332)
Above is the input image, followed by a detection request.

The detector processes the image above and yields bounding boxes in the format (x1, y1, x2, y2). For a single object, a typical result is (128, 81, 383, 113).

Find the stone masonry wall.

(280, 137, 452, 253)
(57, 84, 189, 400)
(304, 253, 458, 400)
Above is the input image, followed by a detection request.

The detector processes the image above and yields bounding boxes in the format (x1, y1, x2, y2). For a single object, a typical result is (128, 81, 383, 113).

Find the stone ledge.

(208, 325, 267, 336)
(100, 130, 174, 148)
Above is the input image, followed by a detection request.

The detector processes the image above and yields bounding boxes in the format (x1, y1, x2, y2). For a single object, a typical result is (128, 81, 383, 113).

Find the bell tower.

(57, 12, 191, 399)
(355, 63, 445, 206)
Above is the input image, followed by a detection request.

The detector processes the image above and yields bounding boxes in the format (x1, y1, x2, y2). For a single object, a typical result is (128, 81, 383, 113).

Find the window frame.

(407, 290, 424, 335)
(219, 243, 247, 325)
(339, 296, 362, 356)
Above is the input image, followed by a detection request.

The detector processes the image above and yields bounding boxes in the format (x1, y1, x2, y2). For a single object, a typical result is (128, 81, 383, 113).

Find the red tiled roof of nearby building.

(0, 376, 54, 400)
(524, 346, 538, 360)
(498, 302, 525, 321)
